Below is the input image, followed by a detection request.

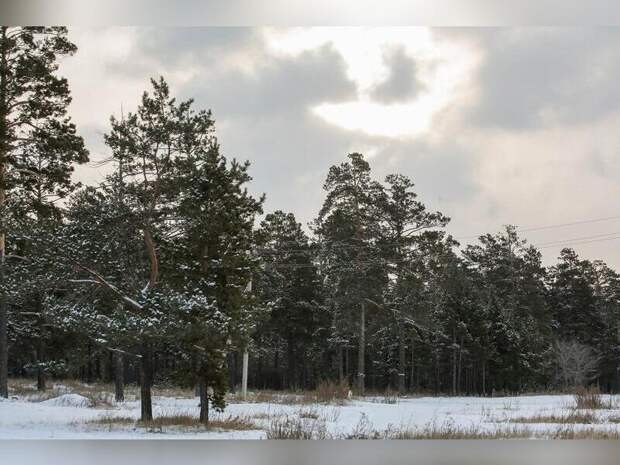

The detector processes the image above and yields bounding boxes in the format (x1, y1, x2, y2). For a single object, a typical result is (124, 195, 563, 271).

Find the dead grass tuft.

(138, 414, 257, 431)
(507, 411, 598, 424)
(573, 386, 616, 410)
(87, 415, 135, 426)
(266, 415, 328, 439)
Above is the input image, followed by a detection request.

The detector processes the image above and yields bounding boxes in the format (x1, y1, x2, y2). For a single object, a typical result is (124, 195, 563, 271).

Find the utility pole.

(241, 350, 248, 400)
(241, 277, 251, 400)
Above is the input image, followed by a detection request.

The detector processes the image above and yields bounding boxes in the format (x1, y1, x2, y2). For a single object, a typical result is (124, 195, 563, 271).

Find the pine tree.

(378, 173, 449, 392)
(314, 153, 386, 394)
(0, 27, 88, 398)
(253, 211, 327, 389)
(463, 226, 550, 392)
(169, 138, 263, 422)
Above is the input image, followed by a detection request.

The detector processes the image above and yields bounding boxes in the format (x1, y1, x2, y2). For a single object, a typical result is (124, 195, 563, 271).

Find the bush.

(314, 379, 350, 404)
(574, 386, 609, 409)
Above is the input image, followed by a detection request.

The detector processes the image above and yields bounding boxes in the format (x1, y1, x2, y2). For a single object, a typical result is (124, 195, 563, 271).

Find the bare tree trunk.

(199, 379, 209, 425)
(457, 336, 463, 394)
(357, 301, 366, 395)
(451, 330, 457, 395)
(36, 347, 46, 391)
(0, 227, 6, 398)
(337, 345, 344, 383)
(481, 359, 487, 396)
(114, 351, 124, 402)
(139, 344, 153, 422)
(409, 335, 415, 391)
(398, 318, 405, 394)
(228, 352, 236, 394)
(0, 27, 9, 399)
(36, 295, 46, 391)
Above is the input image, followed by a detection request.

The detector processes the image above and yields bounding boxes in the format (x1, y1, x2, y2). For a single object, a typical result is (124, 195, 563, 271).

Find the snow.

(2, 392, 620, 439)
(41, 394, 93, 408)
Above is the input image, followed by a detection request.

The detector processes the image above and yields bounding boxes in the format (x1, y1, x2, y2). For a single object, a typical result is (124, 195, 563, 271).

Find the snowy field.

(3, 384, 620, 439)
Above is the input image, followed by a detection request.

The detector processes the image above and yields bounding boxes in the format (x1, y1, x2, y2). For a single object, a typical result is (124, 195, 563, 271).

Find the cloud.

(60, 27, 620, 269)
(370, 46, 422, 103)
(458, 28, 620, 129)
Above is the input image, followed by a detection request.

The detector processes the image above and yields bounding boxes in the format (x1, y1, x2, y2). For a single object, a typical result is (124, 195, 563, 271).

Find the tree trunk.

(287, 337, 296, 390)
(398, 318, 406, 394)
(457, 336, 463, 394)
(36, 314, 46, 391)
(409, 335, 415, 391)
(114, 351, 124, 402)
(139, 344, 153, 422)
(0, 226, 6, 398)
(357, 301, 366, 395)
(337, 345, 344, 383)
(228, 352, 236, 394)
(0, 26, 9, 400)
(86, 340, 94, 384)
(199, 380, 209, 425)
(451, 330, 457, 395)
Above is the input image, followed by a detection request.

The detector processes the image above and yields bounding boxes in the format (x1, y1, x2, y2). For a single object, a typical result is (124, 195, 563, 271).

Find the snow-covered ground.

(3, 388, 620, 439)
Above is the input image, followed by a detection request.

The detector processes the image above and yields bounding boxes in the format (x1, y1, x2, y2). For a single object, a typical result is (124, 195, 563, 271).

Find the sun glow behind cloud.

(264, 27, 481, 138)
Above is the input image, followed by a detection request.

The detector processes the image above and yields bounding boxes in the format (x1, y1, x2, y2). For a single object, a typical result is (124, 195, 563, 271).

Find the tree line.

(1, 27, 619, 424)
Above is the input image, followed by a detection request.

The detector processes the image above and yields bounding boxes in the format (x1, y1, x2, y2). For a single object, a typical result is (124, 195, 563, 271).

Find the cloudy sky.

(61, 27, 620, 267)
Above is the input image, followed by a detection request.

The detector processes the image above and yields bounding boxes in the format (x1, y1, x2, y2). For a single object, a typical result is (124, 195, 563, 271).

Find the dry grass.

(506, 411, 598, 424)
(227, 380, 351, 406)
(298, 407, 320, 420)
(573, 386, 617, 410)
(138, 414, 257, 431)
(548, 427, 620, 439)
(227, 390, 310, 405)
(314, 380, 351, 404)
(8, 378, 118, 407)
(86, 415, 135, 426)
(266, 415, 328, 439)
(84, 413, 258, 432)
(378, 425, 534, 440)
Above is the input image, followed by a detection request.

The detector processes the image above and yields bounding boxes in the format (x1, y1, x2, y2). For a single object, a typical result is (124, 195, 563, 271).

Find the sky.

(60, 27, 620, 268)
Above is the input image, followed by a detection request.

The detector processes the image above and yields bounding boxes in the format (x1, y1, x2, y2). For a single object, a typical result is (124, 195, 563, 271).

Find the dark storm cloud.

(370, 46, 422, 103)
(456, 28, 620, 129)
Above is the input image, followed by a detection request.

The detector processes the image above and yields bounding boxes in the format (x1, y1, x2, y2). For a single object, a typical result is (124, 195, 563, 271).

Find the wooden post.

(242, 350, 249, 400)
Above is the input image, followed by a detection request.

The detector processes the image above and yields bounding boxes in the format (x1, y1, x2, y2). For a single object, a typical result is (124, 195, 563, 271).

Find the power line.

(520, 215, 620, 233)
(536, 235, 620, 250)
(453, 214, 620, 240)
(533, 231, 620, 247)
